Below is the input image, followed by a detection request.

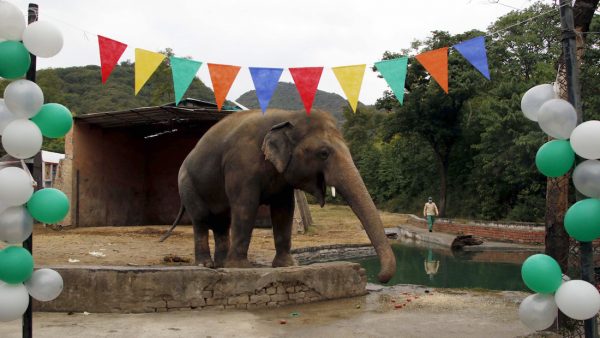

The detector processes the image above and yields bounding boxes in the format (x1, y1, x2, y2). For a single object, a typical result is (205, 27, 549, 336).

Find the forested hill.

(236, 82, 352, 122)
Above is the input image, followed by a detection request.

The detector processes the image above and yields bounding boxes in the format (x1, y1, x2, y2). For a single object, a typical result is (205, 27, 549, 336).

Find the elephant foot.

(224, 258, 253, 268)
(272, 253, 296, 267)
(195, 255, 214, 268)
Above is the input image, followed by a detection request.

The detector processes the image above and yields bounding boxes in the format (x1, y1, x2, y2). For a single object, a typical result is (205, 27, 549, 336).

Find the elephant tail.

(159, 204, 185, 242)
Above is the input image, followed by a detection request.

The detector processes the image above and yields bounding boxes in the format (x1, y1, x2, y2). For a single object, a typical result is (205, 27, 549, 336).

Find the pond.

(353, 241, 530, 291)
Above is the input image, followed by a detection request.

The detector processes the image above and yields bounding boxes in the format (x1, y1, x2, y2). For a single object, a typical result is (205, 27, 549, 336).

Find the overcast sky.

(10, 0, 534, 104)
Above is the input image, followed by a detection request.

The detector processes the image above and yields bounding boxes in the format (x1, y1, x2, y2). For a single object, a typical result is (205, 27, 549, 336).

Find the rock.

(451, 235, 483, 250)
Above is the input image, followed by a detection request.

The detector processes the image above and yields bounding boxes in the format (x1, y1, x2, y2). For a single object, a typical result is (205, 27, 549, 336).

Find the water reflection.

(353, 241, 528, 291)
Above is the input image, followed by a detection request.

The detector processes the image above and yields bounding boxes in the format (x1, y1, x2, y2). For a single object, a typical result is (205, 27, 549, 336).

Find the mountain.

(236, 82, 351, 122)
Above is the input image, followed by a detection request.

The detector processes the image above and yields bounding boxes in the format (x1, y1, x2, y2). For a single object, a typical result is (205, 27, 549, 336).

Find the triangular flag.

(249, 67, 284, 113)
(331, 64, 366, 113)
(170, 57, 202, 105)
(289, 67, 323, 115)
(375, 57, 408, 105)
(134, 48, 166, 95)
(207, 63, 241, 111)
(98, 35, 127, 84)
(415, 47, 449, 93)
(452, 36, 490, 80)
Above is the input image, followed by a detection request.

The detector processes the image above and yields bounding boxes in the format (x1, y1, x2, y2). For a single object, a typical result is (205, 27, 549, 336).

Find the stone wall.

(34, 262, 367, 313)
(292, 244, 376, 265)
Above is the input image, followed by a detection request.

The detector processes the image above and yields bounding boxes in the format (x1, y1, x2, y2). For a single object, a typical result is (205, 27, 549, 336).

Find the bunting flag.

(98, 35, 127, 84)
(452, 36, 490, 80)
(289, 67, 323, 115)
(375, 57, 409, 105)
(415, 47, 449, 93)
(170, 57, 202, 105)
(332, 64, 366, 113)
(249, 67, 284, 113)
(134, 48, 166, 95)
(207, 63, 241, 111)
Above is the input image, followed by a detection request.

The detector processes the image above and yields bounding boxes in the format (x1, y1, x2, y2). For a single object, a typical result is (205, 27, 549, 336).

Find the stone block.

(266, 287, 277, 295)
(227, 295, 250, 305)
(250, 294, 271, 304)
(276, 286, 286, 294)
(270, 294, 288, 302)
(206, 298, 224, 306)
(289, 292, 305, 300)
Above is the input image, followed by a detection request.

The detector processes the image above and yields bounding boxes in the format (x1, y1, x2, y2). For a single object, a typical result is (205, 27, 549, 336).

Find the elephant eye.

(318, 148, 329, 160)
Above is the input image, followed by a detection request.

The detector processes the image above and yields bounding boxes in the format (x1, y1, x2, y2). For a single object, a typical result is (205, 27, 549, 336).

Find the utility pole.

(558, 0, 597, 337)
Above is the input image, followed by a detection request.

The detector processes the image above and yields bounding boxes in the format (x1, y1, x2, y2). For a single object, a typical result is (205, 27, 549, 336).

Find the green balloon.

(564, 199, 600, 242)
(535, 140, 575, 177)
(521, 254, 562, 293)
(27, 188, 69, 224)
(0, 246, 34, 284)
(31, 103, 73, 138)
(0, 41, 31, 79)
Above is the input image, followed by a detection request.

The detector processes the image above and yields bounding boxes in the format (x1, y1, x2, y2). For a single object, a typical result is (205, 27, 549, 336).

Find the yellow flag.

(332, 64, 366, 113)
(134, 48, 166, 95)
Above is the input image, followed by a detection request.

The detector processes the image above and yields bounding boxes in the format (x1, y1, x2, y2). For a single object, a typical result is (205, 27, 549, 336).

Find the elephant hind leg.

(193, 223, 214, 268)
(211, 214, 231, 268)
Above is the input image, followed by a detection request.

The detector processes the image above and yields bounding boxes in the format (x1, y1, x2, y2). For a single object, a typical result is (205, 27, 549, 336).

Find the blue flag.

(453, 36, 490, 80)
(249, 67, 284, 113)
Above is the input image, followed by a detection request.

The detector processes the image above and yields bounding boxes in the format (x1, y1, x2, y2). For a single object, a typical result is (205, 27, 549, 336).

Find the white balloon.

(1, 119, 42, 159)
(0, 167, 33, 206)
(0, 282, 29, 322)
(0, 206, 33, 244)
(555, 280, 600, 320)
(573, 160, 600, 198)
(22, 21, 63, 58)
(25, 268, 63, 301)
(537, 99, 577, 139)
(3, 79, 44, 118)
(521, 84, 557, 122)
(518, 293, 558, 331)
(0, 1, 26, 41)
(0, 99, 16, 135)
(570, 120, 600, 160)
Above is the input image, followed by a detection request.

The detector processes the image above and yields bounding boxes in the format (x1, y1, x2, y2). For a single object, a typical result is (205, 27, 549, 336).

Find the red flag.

(98, 35, 128, 84)
(289, 67, 323, 115)
(415, 47, 449, 93)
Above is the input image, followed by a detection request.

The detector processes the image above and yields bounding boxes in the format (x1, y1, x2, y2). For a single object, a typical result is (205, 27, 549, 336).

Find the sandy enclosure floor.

(23, 205, 411, 266)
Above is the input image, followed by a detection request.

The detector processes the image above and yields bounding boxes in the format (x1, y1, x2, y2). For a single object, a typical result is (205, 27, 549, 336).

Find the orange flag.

(208, 63, 241, 111)
(415, 47, 449, 93)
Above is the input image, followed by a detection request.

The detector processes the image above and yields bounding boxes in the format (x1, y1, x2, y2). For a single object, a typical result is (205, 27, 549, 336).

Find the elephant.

(161, 109, 396, 283)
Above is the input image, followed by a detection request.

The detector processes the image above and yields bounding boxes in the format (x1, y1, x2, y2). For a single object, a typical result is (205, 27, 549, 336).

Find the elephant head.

(262, 111, 396, 283)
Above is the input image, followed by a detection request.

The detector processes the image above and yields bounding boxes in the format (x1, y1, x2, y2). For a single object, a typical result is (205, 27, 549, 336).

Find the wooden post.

(294, 190, 312, 233)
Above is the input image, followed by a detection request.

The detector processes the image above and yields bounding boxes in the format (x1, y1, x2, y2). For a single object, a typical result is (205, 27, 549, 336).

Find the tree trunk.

(433, 150, 448, 217)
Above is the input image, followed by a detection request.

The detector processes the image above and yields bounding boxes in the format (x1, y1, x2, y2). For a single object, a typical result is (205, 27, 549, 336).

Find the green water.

(353, 243, 528, 291)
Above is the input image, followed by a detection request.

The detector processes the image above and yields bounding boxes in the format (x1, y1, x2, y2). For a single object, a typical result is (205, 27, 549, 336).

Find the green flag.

(170, 57, 203, 105)
(375, 57, 408, 105)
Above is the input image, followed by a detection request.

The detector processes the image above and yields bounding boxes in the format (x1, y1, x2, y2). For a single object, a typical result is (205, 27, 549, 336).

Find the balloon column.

(0, 1, 70, 322)
(518, 84, 600, 330)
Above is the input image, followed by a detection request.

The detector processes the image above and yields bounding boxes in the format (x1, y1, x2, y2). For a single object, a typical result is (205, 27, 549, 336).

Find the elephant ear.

(262, 121, 294, 173)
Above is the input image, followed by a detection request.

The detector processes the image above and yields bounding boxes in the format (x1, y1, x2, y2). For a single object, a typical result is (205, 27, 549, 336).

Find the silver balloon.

(25, 268, 63, 302)
(518, 293, 558, 331)
(573, 160, 600, 198)
(0, 282, 29, 322)
(537, 99, 577, 139)
(3, 79, 44, 118)
(0, 99, 16, 135)
(521, 84, 557, 122)
(0, 206, 33, 244)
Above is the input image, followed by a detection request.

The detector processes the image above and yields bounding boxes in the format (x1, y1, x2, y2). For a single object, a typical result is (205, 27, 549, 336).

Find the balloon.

(3, 79, 44, 118)
(30, 103, 73, 138)
(555, 280, 600, 320)
(537, 99, 577, 139)
(564, 199, 600, 242)
(1, 119, 43, 159)
(518, 293, 557, 331)
(535, 140, 575, 177)
(0, 206, 33, 244)
(0, 1, 26, 41)
(25, 268, 63, 302)
(0, 282, 29, 322)
(27, 188, 69, 224)
(0, 246, 34, 284)
(521, 254, 562, 293)
(570, 120, 600, 160)
(521, 84, 557, 121)
(0, 167, 33, 207)
(573, 160, 600, 198)
(22, 21, 64, 58)
(0, 99, 16, 135)
(0, 41, 31, 79)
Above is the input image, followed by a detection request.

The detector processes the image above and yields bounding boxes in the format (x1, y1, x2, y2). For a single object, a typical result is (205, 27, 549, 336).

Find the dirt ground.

(25, 204, 411, 267)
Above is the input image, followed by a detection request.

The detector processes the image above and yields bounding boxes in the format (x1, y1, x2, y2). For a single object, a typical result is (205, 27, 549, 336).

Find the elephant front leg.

(271, 188, 296, 267)
(193, 224, 214, 268)
(224, 199, 259, 268)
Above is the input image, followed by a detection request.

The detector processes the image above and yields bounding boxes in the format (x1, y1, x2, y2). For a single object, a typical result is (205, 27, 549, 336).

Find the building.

(42, 150, 65, 188)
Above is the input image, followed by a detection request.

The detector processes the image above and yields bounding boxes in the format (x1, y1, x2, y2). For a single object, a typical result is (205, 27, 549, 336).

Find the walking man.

(423, 196, 439, 233)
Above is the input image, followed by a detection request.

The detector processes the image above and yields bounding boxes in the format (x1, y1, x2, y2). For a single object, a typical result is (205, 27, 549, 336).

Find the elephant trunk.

(328, 157, 396, 283)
